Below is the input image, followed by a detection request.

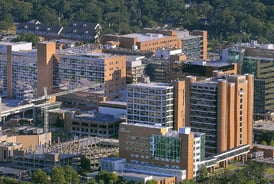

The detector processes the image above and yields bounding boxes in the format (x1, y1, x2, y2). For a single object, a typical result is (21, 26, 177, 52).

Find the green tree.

(196, 165, 208, 183)
(11, 0, 33, 21)
(0, 177, 20, 184)
(80, 155, 91, 171)
(96, 171, 119, 184)
(146, 180, 157, 184)
(88, 178, 96, 184)
(0, 13, 13, 30)
(270, 140, 274, 146)
(37, 5, 59, 26)
(261, 140, 267, 145)
(63, 165, 79, 184)
(50, 166, 66, 184)
(32, 169, 48, 184)
(12, 33, 39, 46)
(179, 179, 196, 184)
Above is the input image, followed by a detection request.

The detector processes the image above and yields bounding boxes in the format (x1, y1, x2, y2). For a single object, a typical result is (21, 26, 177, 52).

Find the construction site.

(13, 137, 119, 170)
(0, 85, 120, 171)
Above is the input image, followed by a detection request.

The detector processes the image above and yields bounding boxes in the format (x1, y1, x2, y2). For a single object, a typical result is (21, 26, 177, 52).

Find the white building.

(127, 82, 174, 128)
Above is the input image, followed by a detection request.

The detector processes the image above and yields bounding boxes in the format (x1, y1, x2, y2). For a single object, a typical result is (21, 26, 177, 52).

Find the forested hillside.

(1, 0, 274, 43)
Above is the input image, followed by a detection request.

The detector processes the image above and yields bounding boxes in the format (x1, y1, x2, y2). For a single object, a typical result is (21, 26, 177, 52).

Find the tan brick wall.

(217, 80, 228, 153)
(104, 55, 126, 98)
(37, 42, 56, 96)
(16, 133, 52, 151)
(173, 81, 186, 131)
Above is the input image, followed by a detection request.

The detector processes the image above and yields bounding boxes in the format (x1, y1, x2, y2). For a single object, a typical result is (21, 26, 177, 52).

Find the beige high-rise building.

(1, 41, 126, 102)
(185, 71, 254, 156)
(127, 81, 185, 130)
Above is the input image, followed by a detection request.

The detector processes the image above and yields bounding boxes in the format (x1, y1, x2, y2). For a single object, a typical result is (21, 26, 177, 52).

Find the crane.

(27, 83, 100, 148)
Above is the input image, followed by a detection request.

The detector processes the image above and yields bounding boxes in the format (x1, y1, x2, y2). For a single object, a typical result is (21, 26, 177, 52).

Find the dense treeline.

(1, 0, 274, 43)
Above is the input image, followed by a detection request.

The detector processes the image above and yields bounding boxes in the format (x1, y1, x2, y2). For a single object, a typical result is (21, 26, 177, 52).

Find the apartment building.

(185, 71, 254, 156)
(54, 46, 126, 98)
(143, 49, 186, 83)
(126, 55, 145, 84)
(1, 41, 126, 104)
(0, 42, 34, 99)
(127, 81, 185, 129)
(176, 29, 207, 60)
(223, 43, 274, 119)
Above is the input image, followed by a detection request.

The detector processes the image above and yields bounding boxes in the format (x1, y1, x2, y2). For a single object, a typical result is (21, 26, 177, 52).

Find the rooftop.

(101, 157, 125, 162)
(1, 99, 24, 111)
(74, 113, 120, 122)
(126, 55, 145, 61)
(254, 120, 274, 131)
(176, 30, 201, 40)
(16, 22, 62, 34)
(122, 122, 165, 129)
(122, 33, 169, 42)
(98, 101, 127, 108)
(128, 82, 172, 88)
(190, 60, 234, 67)
(0, 142, 21, 147)
(61, 21, 100, 35)
(0, 167, 27, 176)
(58, 46, 120, 58)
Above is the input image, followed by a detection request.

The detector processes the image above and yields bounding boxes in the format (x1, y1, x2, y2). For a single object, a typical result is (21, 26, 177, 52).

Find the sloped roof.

(16, 23, 62, 34)
(61, 21, 100, 35)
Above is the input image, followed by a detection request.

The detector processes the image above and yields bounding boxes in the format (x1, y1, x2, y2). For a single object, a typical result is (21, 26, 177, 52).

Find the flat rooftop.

(0, 167, 27, 176)
(126, 55, 145, 61)
(122, 33, 169, 42)
(122, 122, 165, 129)
(128, 82, 172, 88)
(101, 157, 125, 162)
(98, 101, 127, 108)
(254, 144, 274, 150)
(74, 113, 120, 122)
(118, 172, 163, 179)
(1, 99, 23, 111)
(58, 47, 120, 58)
(254, 120, 274, 131)
(191, 60, 234, 67)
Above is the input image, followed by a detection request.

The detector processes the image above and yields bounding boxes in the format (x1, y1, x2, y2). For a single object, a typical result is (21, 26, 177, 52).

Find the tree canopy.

(50, 165, 79, 184)
(32, 169, 49, 184)
(11, 33, 40, 46)
(1, 0, 274, 43)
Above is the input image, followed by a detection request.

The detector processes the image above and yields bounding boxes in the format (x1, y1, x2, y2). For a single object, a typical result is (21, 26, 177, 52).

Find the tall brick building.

(185, 71, 254, 156)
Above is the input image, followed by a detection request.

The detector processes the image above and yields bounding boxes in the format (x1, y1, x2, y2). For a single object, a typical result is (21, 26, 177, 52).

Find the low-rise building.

(98, 101, 127, 119)
(119, 124, 205, 180)
(253, 120, 274, 145)
(16, 22, 62, 40)
(253, 144, 274, 158)
(66, 112, 122, 138)
(104, 29, 181, 53)
(16, 21, 102, 43)
(13, 150, 79, 169)
(0, 142, 22, 162)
